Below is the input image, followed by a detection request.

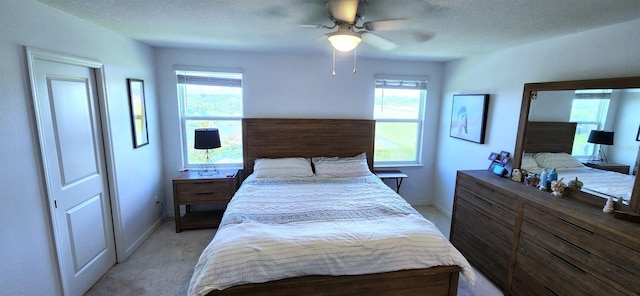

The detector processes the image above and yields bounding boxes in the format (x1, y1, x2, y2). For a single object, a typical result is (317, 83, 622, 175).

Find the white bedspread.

(555, 167, 635, 203)
(188, 174, 475, 296)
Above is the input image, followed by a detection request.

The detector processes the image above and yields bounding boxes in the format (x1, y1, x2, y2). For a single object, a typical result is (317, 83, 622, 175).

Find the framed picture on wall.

(636, 125, 640, 141)
(127, 78, 149, 148)
(449, 94, 490, 144)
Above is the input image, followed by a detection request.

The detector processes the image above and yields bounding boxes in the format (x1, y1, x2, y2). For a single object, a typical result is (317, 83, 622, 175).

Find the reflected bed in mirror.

(522, 121, 636, 205)
(514, 76, 640, 212)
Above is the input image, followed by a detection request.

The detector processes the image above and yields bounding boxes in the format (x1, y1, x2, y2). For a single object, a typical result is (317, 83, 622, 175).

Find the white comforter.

(554, 167, 635, 203)
(188, 174, 475, 296)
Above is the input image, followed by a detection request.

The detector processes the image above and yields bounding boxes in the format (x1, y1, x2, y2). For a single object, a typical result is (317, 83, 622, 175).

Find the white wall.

(155, 48, 445, 210)
(528, 90, 573, 121)
(0, 1, 163, 294)
(434, 19, 640, 215)
(611, 89, 640, 167)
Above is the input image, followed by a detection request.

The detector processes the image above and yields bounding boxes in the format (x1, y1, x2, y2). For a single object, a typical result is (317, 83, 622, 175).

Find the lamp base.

(198, 149, 218, 176)
(198, 163, 218, 176)
(588, 145, 609, 164)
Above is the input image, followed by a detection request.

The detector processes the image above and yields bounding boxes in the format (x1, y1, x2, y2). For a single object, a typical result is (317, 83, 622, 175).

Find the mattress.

(188, 174, 475, 296)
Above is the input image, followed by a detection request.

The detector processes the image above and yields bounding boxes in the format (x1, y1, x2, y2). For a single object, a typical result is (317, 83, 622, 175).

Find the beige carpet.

(85, 206, 502, 296)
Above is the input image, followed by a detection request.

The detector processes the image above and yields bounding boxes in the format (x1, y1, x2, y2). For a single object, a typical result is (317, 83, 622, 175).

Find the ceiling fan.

(303, 0, 426, 52)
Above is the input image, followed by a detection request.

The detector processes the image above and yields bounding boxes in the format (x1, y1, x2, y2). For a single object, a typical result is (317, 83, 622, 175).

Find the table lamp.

(587, 130, 614, 163)
(194, 128, 221, 175)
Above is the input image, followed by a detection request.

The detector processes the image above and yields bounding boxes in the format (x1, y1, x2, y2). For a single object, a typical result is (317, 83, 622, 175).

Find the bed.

(523, 122, 635, 204)
(187, 118, 475, 296)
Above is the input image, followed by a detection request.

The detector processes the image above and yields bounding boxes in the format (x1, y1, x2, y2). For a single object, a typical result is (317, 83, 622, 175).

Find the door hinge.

(54, 200, 57, 208)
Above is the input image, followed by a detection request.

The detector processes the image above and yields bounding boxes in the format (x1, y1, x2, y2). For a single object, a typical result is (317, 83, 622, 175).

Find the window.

(176, 70, 243, 169)
(569, 89, 611, 158)
(373, 76, 427, 166)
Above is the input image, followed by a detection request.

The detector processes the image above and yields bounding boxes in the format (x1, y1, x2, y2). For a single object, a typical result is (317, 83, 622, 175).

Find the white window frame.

(175, 66, 244, 169)
(570, 90, 611, 159)
(373, 75, 428, 167)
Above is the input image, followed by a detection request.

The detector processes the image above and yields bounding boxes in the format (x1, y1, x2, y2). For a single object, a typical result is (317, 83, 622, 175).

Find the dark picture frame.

(449, 94, 490, 144)
(127, 78, 149, 148)
(636, 125, 640, 141)
(499, 150, 510, 160)
(488, 152, 499, 161)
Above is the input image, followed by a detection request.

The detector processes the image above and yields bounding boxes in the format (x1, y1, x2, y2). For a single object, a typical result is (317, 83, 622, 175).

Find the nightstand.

(583, 162, 630, 175)
(374, 169, 408, 193)
(172, 169, 239, 233)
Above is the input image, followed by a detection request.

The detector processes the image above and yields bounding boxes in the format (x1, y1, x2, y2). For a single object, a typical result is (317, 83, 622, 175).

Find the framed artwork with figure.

(127, 78, 149, 148)
(449, 94, 490, 144)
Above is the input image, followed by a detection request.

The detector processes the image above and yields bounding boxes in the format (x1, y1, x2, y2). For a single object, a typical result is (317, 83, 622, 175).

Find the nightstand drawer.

(175, 181, 232, 203)
(172, 169, 239, 232)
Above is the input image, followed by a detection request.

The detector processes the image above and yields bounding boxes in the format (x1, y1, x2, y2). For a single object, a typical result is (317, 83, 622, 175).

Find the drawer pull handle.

(544, 287, 559, 296)
(551, 252, 584, 273)
(470, 234, 487, 247)
(195, 192, 214, 195)
(472, 194, 493, 206)
(558, 218, 593, 235)
(470, 207, 492, 220)
(554, 235, 589, 254)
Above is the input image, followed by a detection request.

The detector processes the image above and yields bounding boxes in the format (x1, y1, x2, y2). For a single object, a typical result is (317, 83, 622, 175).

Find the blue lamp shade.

(194, 128, 221, 149)
(587, 130, 614, 146)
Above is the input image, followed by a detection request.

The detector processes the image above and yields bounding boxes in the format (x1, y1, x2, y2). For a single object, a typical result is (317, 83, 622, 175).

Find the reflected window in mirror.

(569, 89, 612, 159)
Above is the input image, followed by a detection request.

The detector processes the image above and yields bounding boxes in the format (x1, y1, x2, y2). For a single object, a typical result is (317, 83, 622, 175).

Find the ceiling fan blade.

(361, 32, 398, 51)
(362, 19, 407, 31)
(328, 0, 359, 23)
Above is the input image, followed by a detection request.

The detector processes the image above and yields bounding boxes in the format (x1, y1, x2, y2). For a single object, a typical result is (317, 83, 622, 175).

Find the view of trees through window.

(373, 81, 426, 165)
(569, 90, 611, 158)
(177, 71, 243, 167)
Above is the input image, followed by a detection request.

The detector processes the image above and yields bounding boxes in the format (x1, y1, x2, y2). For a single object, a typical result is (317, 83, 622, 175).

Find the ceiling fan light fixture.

(328, 31, 361, 52)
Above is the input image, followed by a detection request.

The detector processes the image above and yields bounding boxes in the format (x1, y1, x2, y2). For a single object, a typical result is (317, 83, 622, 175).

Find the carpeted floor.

(85, 205, 502, 296)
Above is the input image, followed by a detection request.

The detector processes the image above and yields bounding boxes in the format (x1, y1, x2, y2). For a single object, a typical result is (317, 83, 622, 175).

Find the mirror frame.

(513, 76, 640, 213)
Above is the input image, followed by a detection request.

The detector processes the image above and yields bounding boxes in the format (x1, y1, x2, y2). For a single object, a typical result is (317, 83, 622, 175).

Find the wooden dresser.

(451, 170, 640, 295)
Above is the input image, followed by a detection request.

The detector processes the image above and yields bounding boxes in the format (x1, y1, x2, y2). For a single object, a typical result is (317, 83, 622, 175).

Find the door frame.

(25, 47, 126, 292)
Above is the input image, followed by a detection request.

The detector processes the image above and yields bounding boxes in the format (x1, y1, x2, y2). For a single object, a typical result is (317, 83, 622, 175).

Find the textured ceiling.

(38, 0, 640, 61)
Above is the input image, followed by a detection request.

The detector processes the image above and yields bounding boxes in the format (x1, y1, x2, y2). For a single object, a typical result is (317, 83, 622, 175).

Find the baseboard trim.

(121, 217, 163, 262)
(433, 203, 452, 218)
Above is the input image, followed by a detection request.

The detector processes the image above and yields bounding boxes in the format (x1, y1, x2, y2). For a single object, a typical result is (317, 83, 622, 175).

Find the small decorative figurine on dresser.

(511, 169, 522, 182)
(547, 167, 558, 183)
(567, 177, 583, 191)
(550, 178, 566, 197)
(539, 168, 548, 191)
(525, 172, 540, 187)
(603, 196, 615, 213)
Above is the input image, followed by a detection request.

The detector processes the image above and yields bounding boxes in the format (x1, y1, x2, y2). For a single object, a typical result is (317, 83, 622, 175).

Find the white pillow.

(520, 154, 541, 172)
(253, 157, 314, 178)
(533, 152, 585, 168)
(312, 153, 372, 178)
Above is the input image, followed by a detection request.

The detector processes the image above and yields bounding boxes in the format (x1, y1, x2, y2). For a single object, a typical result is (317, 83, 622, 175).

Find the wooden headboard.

(524, 121, 577, 154)
(242, 118, 375, 176)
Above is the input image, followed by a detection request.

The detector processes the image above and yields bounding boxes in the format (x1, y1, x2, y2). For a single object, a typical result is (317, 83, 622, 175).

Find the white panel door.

(30, 56, 116, 295)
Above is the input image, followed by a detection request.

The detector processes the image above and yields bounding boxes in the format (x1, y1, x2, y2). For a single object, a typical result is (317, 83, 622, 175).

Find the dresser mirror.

(513, 76, 640, 212)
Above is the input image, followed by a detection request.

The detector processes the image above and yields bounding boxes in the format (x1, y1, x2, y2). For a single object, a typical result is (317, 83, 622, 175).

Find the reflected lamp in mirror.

(587, 130, 614, 163)
(194, 128, 221, 175)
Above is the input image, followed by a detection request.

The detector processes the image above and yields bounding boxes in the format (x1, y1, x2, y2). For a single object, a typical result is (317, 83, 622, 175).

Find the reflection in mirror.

(514, 77, 640, 213)
(524, 89, 640, 205)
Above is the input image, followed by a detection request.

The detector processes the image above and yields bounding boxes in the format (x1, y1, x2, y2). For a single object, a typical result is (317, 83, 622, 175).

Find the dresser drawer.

(456, 174, 519, 212)
(455, 186, 517, 230)
(174, 180, 232, 203)
(453, 197, 514, 251)
(514, 237, 627, 296)
(450, 223, 510, 289)
(522, 205, 640, 294)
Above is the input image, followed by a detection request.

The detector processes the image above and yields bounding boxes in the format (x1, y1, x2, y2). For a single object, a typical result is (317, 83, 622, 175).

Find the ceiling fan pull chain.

(332, 48, 336, 76)
(353, 47, 357, 74)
